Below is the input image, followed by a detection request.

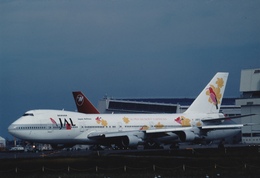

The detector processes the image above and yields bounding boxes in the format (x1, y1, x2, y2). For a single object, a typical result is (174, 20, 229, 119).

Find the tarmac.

(0, 144, 260, 177)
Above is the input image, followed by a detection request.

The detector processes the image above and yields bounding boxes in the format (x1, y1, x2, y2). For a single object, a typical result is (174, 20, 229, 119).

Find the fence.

(1, 163, 260, 174)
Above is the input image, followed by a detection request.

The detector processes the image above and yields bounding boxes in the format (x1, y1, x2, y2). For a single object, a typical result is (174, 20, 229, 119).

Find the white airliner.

(8, 73, 249, 148)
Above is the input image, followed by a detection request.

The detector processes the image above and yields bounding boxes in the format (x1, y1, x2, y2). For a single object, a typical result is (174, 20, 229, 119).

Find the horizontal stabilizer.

(202, 124, 243, 129)
(202, 122, 260, 129)
(202, 114, 256, 122)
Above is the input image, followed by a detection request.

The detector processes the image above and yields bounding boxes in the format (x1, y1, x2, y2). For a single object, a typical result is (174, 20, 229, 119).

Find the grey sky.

(1, 0, 260, 138)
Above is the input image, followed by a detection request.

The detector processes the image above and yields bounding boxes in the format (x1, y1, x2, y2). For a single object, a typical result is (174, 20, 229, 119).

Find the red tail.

(72, 91, 100, 114)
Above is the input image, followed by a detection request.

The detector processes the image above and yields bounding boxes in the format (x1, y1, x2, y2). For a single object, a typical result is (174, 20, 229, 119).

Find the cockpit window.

(22, 113, 34, 116)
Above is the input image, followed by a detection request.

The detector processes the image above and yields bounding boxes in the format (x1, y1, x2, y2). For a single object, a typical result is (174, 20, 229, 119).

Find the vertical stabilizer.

(72, 91, 100, 114)
(184, 72, 229, 114)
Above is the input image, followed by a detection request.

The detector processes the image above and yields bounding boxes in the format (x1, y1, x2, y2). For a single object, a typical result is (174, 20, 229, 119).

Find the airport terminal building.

(98, 68, 260, 144)
(98, 97, 240, 116)
(236, 68, 260, 144)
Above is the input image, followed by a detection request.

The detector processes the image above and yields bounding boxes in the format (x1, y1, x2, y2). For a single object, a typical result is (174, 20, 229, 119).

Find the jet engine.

(204, 129, 241, 141)
(177, 131, 198, 142)
(121, 135, 143, 148)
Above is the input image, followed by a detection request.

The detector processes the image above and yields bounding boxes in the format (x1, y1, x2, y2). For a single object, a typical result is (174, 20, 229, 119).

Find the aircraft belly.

(73, 130, 97, 144)
(21, 129, 78, 144)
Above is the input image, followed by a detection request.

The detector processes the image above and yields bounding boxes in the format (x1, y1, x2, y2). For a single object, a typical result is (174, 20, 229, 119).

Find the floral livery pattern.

(122, 117, 130, 124)
(206, 77, 224, 109)
(122, 117, 150, 130)
(174, 116, 203, 127)
(154, 122, 164, 129)
(96, 117, 108, 127)
(175, 116, 191, 127)
(140, 125, 149, 131)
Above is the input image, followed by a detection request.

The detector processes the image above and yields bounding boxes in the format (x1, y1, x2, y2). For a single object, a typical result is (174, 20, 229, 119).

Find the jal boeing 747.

(8, 73, 251, 148)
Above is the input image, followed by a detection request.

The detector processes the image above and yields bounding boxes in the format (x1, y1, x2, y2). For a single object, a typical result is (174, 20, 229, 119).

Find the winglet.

(184, 72, 229, 114)
(72, 91, 100, 114)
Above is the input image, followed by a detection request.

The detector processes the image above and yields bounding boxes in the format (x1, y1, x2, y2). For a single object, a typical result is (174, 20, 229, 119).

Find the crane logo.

(76, 94, 84, 106)
(175, 116, 191, 127)
(206, 77, 224, 109)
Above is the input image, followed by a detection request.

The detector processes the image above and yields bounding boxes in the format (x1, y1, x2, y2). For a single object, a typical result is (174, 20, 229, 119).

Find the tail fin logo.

(76, 94, 84, 106)
(206, 77, 224, 110)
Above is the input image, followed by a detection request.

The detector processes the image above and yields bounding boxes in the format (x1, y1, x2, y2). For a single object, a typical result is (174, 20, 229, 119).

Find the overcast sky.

(1, 0, 260, 139)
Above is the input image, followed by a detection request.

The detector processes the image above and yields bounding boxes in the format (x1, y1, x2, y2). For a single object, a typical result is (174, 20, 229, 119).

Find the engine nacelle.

(156, 133, 179, 144)
(204, 129, 241, 141)
(177, 131, 197, 142)
(121, 135, 143, 148)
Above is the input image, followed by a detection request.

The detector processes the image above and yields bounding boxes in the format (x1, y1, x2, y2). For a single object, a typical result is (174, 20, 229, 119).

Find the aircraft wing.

(87, 121, 258, 140)
(145, 127, 191, 134)
(87, 123, 246, 139)
(145, 122, 260, 132)
(88, 130, 144, 139)
(88, 127, 193, 139)
(145, 124, 247, 133)
(86, 121, 258, 146)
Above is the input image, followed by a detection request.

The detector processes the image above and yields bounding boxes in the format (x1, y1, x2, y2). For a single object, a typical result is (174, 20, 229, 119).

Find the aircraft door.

(149, 122, 154, 130)
(47, 125, 53, 133)
(40, 116, 53, 133)
(118, 122, 123, 131)
(79, 122, 86, 132)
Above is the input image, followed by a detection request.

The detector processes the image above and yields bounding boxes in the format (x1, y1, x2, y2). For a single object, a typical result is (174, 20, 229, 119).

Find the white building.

(0, 136, 6, 149)
(236, 68, 260, 144)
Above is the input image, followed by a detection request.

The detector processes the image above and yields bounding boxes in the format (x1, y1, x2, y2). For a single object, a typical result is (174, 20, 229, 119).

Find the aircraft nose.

(8, 123, 17, 136)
